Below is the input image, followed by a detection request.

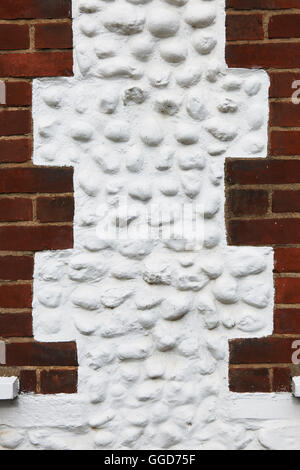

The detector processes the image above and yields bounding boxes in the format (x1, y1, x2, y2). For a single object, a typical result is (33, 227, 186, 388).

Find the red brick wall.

(0, 0, 77, 395)
(226, 0, 300, 393)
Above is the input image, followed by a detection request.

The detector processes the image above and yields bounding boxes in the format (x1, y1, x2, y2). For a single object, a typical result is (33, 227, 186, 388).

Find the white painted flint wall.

(0, 0, 298, 451)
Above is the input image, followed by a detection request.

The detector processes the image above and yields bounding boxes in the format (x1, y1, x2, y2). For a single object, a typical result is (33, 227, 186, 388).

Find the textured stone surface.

(1, 0, 293, 451)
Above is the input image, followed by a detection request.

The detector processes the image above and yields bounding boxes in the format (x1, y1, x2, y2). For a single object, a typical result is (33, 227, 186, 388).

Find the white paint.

(0, 341, 5, 364)
(292, 377, 300, 397)
(0, 378, 19, 400)
(0, 0, 297, 451)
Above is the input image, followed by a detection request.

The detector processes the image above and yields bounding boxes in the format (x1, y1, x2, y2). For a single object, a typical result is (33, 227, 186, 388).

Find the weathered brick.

(0, 256, 34, 281)
(226, 43, 300, 69)
(19, 369, 37, 393)
(35, 22, 72, 49)
(270, 102, 300, 128)
(272, 367, 291, 392)
(227, 0, 300, 9)
(274, 248, 300, 273)
(276, 277, 300, 304)
(0, 313, 32, 338)
(37, 196, 74, 223)
(0, 0, 72, 19)
(229, 367, 271, 393)
(227, 159, 300, 185)
(228, 189, 269, 216)
(0, 284, 32, 309)
(0, 52, 73, 77)
(0, 198, 33, 222)
(274, 309, 300, 334)
(226, 13, 264, 40)
(0, 167, 73, 194)
(0, 24, 30, 50)
(0, 225, 73, 251)
(0, 109, 31, 136)
(269, 14, 300, 38)
(6, 341, 78, 366)
(5, 81, 32, 106)
(40, 369, 77, 394)
(228, 219, 300, 245)
(0, 139, 31, 163)
(273, 190, 300, 213)
(271, 131, 300, 156)
(269, 72, 300, 98)
(230, 337, 298, 364)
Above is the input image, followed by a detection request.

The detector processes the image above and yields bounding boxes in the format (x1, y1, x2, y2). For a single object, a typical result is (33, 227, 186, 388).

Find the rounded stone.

(148, 66, 171, 88)
(94, 38, 118, 58)
(184, 4, 216, 28)
(130, 35, 155, 61)
(104, 120, 130, 142)
(102, 5, 145, 35)
(176, 66, 202, 88)
(192, 33, 217, 55)
(147, 9, 180, 38)
(160, 39, 187, 63)
(175, 123, 199, 145)
(70, 122, 94, 142)
(155, 94, 181, 116)
(140, 117, 164, 146)
(186, 93, 208, 121)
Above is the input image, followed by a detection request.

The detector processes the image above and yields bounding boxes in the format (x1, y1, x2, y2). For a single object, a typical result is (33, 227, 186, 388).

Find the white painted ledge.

(0, 341, 6, 364)
(229, 393, 300, 420)
(0, 395, 88, 428)
(292, 377, 300, 397)
(0, 377, 19, 400)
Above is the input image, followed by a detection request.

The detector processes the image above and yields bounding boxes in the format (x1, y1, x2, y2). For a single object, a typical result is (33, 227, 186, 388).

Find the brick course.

(226, 0, 300, 393)
(0, 0, 77, 395)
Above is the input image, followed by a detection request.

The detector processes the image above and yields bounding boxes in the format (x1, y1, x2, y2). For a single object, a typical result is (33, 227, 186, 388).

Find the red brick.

(270, 102, 300, 128)
(0, 256, 34, 281)
(274, 248, 300, 273)
(229, 367, 271, 393)
(40, 369, 77, 394)
(228, 189, 268, 216)
(5, 81, 32, 106)
(0, 24, 29, 50)
(0, 225, 73, 251)
(0, 0, 72, 19)
(0, 139, 31, 163)
(271, 131, 300, 156)
(0, 52, 73, 78)
(0, 313, 32, 338)
(19, 369, 37, 393)
(269, 14, 300, 39)
(0, 198, 33, 222)
(226, 14, 264, 41)
(269, 72, 300, 98)
(227, 159, 300, 185)
(6, 341, 78, 366)
(37, 196, 74, 223)
(276, 277, 300, 304)
(227, 0, 300, 9)
(230, 337, 298, 364)
(274, 309, 300, 334)
(228, 219, 300, 245)
(0, 284, 32, 308)
(272, 367, 291, 392)
(273, 190, 300, 213)
(0, 109, 31, 136)
(35, 22, 72, 49)
(226, 43, 300, 69)
(0, 167, 73, 193)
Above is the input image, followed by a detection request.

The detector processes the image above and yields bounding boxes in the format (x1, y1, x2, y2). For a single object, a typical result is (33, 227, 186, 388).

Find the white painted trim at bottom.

(0, 377, 19, 400)
(229, 393, 300, 420)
